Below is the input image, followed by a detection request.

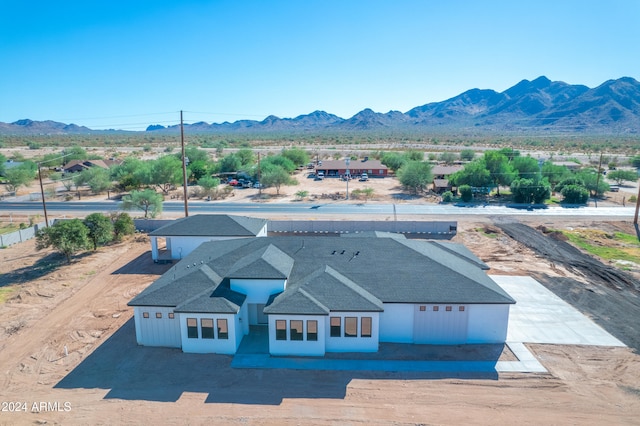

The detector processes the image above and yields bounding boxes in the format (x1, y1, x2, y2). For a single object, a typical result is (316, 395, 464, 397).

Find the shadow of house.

(55, 318, 498, 404)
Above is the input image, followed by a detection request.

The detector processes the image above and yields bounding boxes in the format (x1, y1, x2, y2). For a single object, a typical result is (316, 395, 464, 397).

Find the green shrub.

(459, 185, 473, 202)
(441, 191, 453, 202)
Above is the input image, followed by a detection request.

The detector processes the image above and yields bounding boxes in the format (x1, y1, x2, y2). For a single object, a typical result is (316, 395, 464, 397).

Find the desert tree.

(36, 219, 90, 263)
(83, 213, 114, 250)
(111, 212, 135, 241)
(397, 161, 433, 195)
(122, 189, 163, 218)
(261, 166, 296, 195)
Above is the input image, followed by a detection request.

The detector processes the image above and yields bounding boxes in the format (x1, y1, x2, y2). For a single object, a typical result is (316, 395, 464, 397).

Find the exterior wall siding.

(134, 307, 181, 348)
(466, 304, 510, 343)
(268, 315, 326, 356)
(379, 304, 414, 343)
(325, 312, 379, 352)
(179, 313, 238, 354)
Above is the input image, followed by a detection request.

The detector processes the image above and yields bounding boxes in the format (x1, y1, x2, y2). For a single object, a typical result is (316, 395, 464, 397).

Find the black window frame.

(201, 318, 214, 339)
(276, 320, 287, 340)
(217, 318, 229, 339)
(187, 318, 198, 339)
(345, 317, 357, 337)
(361, 317, 372, 338)
(307, 320, 318, 341)
(330, 317, 341, 337)
(290, 320, 303, 341)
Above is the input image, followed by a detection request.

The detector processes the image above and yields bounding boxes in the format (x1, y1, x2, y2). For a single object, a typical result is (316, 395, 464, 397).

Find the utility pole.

(257, 152, 262, 196)
(180, 110, 189, 217)
(37, 163, 49, 227)
(594, 152, 603, 208)
(634, 178, 640, 225)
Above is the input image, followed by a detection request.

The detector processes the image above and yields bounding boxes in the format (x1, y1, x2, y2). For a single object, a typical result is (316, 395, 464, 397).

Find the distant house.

(431, 165, 463, 193)
(129, 231, 515, 356)
(63, 159, 120, 173)
(315, 158, 388, 178)
(551, 161, 581, 171)
(148, 214, 268, 262)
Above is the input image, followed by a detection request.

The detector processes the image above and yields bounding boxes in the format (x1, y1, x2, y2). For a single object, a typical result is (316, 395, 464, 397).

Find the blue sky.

(1, 1, 638, 130)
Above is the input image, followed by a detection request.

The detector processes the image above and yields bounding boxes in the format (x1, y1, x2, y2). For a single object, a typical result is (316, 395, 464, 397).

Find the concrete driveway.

(492, 275, 625, 347)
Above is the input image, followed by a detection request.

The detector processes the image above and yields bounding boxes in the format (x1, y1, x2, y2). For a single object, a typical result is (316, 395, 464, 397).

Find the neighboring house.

(129, 233, 515, 356)
(148, 214, 268, 262)
(62, 159, 120, 173)
(432, 165, 463, 193)
(315, 158, 388, 178)
(551, 161, 581, 171)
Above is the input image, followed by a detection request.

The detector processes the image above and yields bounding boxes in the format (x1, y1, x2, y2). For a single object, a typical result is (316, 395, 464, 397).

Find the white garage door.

(413, 304, 468, 344)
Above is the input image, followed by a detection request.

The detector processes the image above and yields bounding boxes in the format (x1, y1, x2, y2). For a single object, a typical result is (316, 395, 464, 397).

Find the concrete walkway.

(231, 341, 546, 373)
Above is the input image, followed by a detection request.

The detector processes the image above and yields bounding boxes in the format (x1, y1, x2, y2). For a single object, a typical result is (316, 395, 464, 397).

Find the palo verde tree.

(510, 177, 551, 204)
(607, 169, 638, 185)
(83, 213, 114, 250)
(3, 162, 37, 193)
(483, 151, 515, 195)
(35, 219, 90, 263)
(261, 166, 296, 195)
(397, 161, 433, 195)
(122, 189, 164, 218)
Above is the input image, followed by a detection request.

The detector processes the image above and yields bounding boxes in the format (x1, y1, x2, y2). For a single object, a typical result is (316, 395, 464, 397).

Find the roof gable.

(228, 244, 294, 279)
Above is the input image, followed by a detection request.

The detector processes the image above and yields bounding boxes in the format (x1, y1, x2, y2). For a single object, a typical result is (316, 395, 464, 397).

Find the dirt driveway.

(0, 223, 639, 424)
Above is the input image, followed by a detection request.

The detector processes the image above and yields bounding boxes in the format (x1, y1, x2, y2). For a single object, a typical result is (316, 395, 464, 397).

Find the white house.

(148, 214, 267, 262)
(129, 233, 515, 357)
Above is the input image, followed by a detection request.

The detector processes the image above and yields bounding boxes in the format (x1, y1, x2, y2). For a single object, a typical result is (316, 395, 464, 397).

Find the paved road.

(0, 200, 636, 218)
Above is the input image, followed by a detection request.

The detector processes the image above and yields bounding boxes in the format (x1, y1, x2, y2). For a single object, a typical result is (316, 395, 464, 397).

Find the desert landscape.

(0, 205, 639, 424)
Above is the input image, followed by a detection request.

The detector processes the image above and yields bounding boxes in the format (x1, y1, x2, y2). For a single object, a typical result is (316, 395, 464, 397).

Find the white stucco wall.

(379, 304, 414, 343)
(230, 279, 286, 304)
(179, 313, 239, 354)
(133, 306, 181, 348)
(466, 304, 510, 343)
(413, 304, 469, 344)
(239, 302, 249, 335)
(268, 315, 326, 356)
(324, 312, 379, 352)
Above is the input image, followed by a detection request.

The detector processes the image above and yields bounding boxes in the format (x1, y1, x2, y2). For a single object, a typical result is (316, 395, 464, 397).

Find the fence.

(0, 220, 55, 247)
(132, 218, 457, 236)
(268, 220, 457, 235)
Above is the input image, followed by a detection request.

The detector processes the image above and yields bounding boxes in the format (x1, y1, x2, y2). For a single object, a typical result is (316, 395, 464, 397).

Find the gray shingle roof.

(228, 244, 294, 279)
(130, 235, 515, 315)
(149, 214, 267, 237)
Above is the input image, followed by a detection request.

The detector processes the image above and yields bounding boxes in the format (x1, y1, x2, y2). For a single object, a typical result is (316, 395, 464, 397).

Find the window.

(156, 312, 162, 319)
(330, 317, 341, 337)
(142, 312, 149, 318)
(419, 306, 426, 312)
(433, 306, 439, 312)
(187, 318, 198, 339)
(459, 306, 465, 312)
(217, 319, 228, 339)
(345, 317, 357, 337)
(290, 320, 303, 341)
(361, 317, 372, 338)
(201, 318, 214, 339)
(307, 320, 318, 341)
(276, 320, 287, 340)
(168, 312, 175, 319)
(446, 306, 452, 312)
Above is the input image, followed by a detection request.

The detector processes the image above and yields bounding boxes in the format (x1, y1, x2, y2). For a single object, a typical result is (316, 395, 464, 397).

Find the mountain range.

(2, 76, 639, 135)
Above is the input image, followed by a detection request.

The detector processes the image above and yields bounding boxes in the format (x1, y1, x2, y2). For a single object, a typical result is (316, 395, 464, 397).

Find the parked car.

(359, 173, 369, 182)
(253, 182, 263, 189)
(228, 179, 239, 186)
(315, 172, 325, 181)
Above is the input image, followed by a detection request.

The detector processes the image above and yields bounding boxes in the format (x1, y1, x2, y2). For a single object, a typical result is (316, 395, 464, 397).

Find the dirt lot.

(0, 217, 639, 424)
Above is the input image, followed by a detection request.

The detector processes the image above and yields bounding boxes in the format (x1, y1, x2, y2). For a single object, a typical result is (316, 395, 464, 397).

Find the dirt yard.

(0, 218, 639, 424)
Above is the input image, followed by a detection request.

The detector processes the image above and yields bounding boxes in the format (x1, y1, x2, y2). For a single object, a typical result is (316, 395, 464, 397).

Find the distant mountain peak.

(2, 77, 639, 135)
